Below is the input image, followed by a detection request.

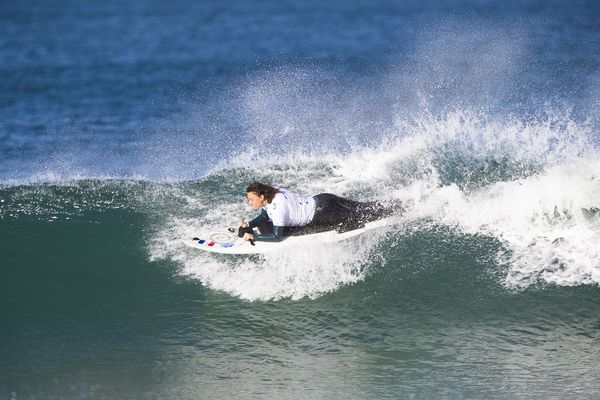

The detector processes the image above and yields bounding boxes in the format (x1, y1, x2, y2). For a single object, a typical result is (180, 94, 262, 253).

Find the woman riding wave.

(238, 182, 399, 242)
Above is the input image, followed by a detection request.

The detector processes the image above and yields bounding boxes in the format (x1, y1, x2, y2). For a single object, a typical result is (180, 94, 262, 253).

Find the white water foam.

(407, 110, 600, 289)
(427, 159, 600, 289)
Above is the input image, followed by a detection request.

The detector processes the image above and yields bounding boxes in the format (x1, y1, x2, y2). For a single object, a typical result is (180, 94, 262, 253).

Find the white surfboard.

(181, 217, 396, 255)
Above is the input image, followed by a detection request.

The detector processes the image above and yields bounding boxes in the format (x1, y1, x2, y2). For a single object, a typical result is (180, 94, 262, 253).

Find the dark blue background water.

(2, 0, 600, 399)
(2, 0, 599, 182)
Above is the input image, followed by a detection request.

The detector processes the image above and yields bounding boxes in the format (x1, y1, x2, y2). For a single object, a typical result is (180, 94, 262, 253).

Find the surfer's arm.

(248, 209, 269, 228)
(254, 225, 284, 242)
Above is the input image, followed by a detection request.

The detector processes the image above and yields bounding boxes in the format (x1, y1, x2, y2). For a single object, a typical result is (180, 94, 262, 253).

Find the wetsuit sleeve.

(255, 225, 284, 242)
(248, 209, 269, 228)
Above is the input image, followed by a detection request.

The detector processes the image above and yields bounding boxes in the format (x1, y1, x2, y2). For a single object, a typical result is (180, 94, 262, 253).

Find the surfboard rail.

(181, 217, 396, 255)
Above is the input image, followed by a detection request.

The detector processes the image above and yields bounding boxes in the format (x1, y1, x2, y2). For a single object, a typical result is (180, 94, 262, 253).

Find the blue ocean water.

(2, 0, 600, 398)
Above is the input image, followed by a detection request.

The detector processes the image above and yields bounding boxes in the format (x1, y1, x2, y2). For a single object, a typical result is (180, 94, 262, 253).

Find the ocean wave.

(149, 109, 598, 299)
(3, 107, 599, 299)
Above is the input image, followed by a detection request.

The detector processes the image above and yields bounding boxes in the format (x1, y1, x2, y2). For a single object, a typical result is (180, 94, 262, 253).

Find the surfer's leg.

(311, 194, 348, 226)
(311, 194, 372, 226)
(312, 194, 400, 228)
(353, 200, 397, 222)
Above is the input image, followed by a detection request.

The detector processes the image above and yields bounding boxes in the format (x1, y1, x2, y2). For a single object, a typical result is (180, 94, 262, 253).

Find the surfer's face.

(247, 191, 267, 209)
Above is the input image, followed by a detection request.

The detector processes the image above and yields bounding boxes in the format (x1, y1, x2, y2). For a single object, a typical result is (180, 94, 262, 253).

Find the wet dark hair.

(246, 182, 280, 203)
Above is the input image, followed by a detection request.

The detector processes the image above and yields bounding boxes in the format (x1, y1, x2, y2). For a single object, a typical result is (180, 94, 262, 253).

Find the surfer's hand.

(243, 232, 255, 241)
(238, 220, 249, 228)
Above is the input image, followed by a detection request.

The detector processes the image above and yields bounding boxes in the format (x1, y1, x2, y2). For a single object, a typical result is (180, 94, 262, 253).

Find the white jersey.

(265, 189, 316, 227)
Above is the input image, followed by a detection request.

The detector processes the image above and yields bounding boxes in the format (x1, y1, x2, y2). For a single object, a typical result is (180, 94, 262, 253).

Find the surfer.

(238, 182, 399, 242)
